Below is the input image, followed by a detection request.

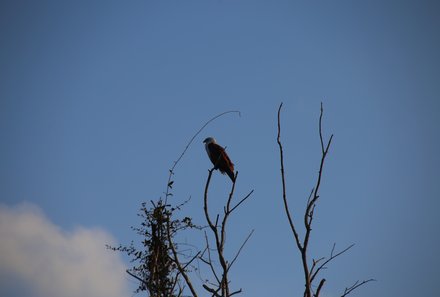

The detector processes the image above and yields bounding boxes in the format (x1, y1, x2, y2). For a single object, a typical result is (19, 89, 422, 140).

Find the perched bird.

(203, 137, 235, 182)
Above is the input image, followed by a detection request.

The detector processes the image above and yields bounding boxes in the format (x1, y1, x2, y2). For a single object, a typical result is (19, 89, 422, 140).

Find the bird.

(203, 137, 235, 182)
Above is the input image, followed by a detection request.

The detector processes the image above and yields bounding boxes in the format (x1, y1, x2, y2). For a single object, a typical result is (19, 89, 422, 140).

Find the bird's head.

(203, 137, 216, 144)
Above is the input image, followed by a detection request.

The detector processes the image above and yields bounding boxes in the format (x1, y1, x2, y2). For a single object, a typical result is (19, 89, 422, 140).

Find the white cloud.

(0, 203, 131, 297)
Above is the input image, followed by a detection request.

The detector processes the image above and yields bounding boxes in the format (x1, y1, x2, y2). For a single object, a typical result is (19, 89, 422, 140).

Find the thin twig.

(303, 103, 333, 251)
(230, 190, 254, 213)
(126, 269, 148, 287)
(228, 229, 255, 271)
(203, 284, 222, 297)
(340, 279, 376, 297)
(201, 231, 221, 284)
(310, 244, 355, 284)
(182, 251, 202, 270)
(230, 289, 243, 296)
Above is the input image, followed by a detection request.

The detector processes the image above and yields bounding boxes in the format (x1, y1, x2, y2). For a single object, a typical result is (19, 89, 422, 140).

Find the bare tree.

(276, 102, 374, 297)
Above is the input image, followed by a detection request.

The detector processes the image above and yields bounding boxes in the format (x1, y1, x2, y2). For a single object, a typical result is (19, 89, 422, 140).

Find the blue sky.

(1, 1, 439, 296)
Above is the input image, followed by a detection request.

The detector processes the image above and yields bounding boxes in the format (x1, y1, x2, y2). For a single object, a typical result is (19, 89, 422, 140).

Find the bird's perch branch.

(202, 168, 254, 296)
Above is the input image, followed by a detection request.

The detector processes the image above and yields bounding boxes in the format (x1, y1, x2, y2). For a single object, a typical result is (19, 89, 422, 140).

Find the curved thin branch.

(165, 110, 240, 204)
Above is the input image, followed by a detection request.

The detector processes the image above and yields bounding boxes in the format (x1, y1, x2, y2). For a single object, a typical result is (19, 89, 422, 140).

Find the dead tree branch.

(202, 169, 254, 297)
(277, 103, 304, 253)
(277, 102, 372, 297)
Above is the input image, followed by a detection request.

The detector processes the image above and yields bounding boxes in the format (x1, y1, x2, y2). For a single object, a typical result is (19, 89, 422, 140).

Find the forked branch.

(202, 169, 254, 297)
(277, 103, 372, 297)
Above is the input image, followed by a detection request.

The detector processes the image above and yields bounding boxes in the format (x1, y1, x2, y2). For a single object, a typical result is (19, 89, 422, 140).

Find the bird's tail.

(226, 170, 235, 182)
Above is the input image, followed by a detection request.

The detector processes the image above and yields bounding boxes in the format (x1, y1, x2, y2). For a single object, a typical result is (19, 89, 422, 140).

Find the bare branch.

(182, 251, 201, 271)
(228, 229, 254, 271)
(277, 103, 313, 297)
(200, 231, 221, 284)
(277, 103, 303, 252)
(319, 102, 325, 154)
(303, 104, 333, 252)
(126, 269, 148, 287)
(203, 161, 253, 296)
(315, 278, 326, 297)
(203, 170, 218, 235)
(306, 188, 314, 208)
(277, 103, 371, 297)
(203, 169, 230, 296)
(310, 256, 325, 278)
(203, 284, 222, 297)
(230, 289, 243, 296)
(230, 190, 254, 213)
(310, 244, 355, 284)
(340, 279, 376, 297)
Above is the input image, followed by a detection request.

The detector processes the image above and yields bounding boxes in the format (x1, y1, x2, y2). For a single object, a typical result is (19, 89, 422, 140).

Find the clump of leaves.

(108, 198, 197, 297)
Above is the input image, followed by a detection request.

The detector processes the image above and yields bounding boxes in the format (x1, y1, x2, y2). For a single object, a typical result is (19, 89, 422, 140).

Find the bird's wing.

(209, 143, 234, 172)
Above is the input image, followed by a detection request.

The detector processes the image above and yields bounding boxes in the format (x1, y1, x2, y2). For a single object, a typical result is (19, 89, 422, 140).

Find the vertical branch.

(277, 103, 311, 297)
(303, 104, 333, 259)
(277, 103, 303, 251)
(203, 170, 227, 275)
(203, 169, 229, 296)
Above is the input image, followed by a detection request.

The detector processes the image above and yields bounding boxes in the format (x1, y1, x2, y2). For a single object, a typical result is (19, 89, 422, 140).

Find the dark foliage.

(107, 199, 197, 297)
